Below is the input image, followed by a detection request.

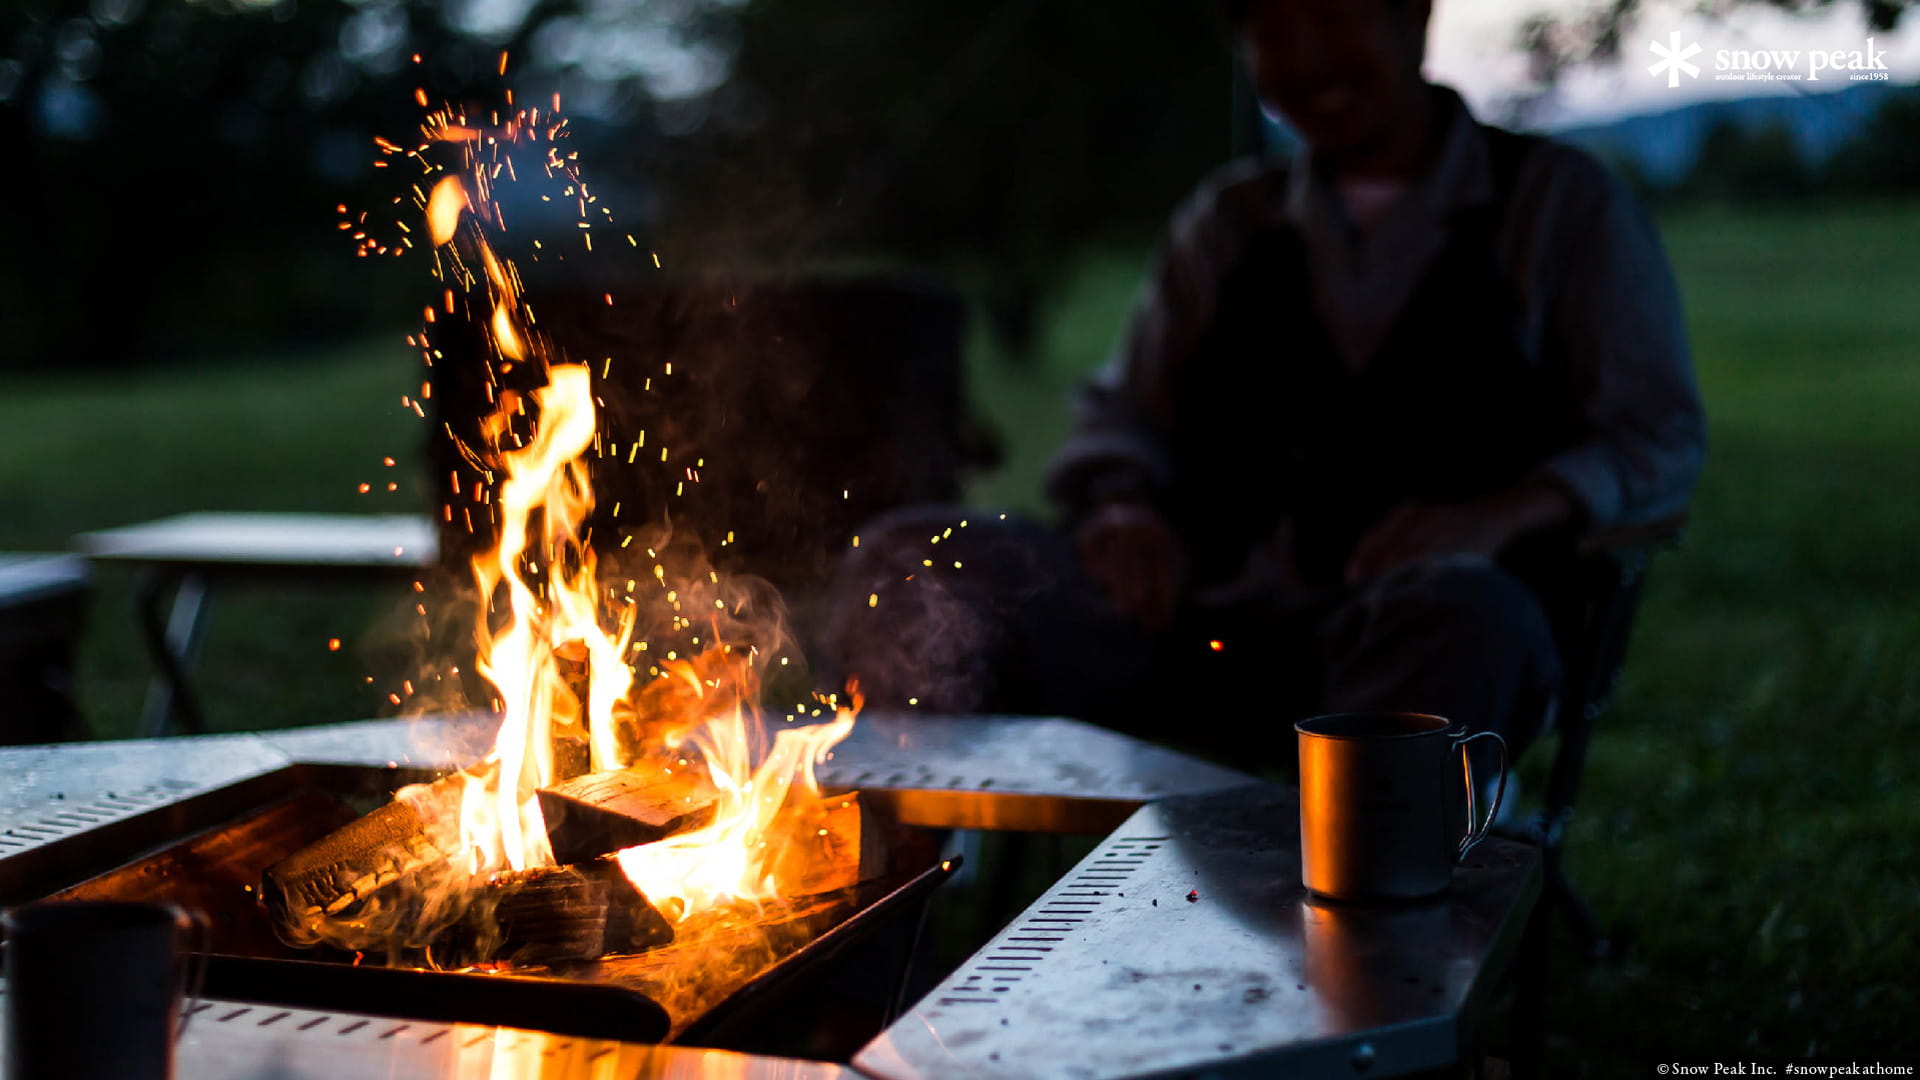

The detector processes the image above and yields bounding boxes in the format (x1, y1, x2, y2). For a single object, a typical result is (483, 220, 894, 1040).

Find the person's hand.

(1074, 502, 1187, 633)
(1344, 481, 1577, 585)
(1344, 502, 1510, 585)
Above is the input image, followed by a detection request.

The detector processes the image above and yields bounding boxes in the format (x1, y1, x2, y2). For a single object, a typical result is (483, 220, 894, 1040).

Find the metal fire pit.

(0, 713, 1538, 1078)
(30, 754, 956, 1044)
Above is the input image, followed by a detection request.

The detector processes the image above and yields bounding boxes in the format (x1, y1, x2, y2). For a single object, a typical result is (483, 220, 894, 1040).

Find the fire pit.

(0, 715, 1541, 1077)
(0, 714, 1267, 1067)
(37, 756, 951, 1043)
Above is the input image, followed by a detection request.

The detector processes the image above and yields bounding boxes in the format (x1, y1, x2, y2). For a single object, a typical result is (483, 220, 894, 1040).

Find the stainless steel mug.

(3, 900, 204, 1080)
(1296, 712, 1506, 902)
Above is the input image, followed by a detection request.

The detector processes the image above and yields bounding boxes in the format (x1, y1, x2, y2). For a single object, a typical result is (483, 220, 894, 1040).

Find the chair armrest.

(1575, 511, 1688, 560)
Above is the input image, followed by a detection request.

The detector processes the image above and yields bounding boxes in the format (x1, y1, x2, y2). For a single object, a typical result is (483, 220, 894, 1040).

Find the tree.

(1824, 86, 1920, 194)
(1683, 118, 1814, 202)
(0, 0, 1234, 369)
(651, 0, 1234, 360)
(0, 0, 630, 370)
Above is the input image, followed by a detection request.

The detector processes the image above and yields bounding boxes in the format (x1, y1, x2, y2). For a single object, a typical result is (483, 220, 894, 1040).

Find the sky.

(1426, 0, 1920, 127)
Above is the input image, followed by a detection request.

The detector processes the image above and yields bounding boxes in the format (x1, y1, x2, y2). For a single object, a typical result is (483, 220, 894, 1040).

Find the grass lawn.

(1, 200, 1915, 1067)
(0, 340, 430, 735)
(1549, 202, 1920, 1067)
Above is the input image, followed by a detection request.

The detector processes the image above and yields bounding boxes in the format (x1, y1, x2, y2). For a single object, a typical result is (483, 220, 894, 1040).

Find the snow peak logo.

(1648, 33, 1703, 87)
(1647, 33, 1891, 84)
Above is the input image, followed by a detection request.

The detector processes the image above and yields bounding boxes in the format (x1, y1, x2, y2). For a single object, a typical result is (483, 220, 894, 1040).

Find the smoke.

(817, 504, 1069, 714)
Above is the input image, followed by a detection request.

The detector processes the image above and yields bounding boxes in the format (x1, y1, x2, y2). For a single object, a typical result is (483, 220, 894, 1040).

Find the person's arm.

(1344, 478, 1577, 584)
(1532, 168, 1707, 533)
(1044, 164, 1273, 627)
(1044, 189, 1237, 518)
(1345, 160, 1705, 584)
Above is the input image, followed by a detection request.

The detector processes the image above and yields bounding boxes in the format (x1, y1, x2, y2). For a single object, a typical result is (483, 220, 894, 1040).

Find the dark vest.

(1165, 128, 1578, 590)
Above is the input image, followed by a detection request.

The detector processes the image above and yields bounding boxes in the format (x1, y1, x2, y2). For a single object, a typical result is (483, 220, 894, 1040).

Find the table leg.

(1511, 887, 1553, 1078)
(135, 571, 209, 736)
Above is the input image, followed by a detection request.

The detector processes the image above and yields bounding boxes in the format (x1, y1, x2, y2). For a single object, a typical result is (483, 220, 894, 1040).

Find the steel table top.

(856, 784, 1540, 1080)
(76, 513, 435, 576)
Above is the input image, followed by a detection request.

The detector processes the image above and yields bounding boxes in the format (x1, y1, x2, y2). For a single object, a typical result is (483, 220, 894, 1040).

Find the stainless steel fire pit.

(0, 713, 1537, 1078)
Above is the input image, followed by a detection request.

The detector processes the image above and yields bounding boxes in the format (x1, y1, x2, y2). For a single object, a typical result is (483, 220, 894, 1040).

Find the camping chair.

(1507, 512, 1685, 1073)
(1515, 512, 1686, 953)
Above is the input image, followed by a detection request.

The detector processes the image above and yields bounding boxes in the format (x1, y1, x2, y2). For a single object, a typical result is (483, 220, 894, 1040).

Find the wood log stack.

(259, 763, 882, 968)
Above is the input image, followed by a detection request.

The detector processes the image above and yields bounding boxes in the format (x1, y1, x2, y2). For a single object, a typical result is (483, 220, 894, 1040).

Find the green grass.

(1548, 202, 1920, 1067)
(0, 339, 429, 736)
(2, 201, 1916, 1065)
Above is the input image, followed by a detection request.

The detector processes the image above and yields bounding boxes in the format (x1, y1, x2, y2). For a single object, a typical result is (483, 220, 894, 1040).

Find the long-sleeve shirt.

(1046, 85, 1707, 537)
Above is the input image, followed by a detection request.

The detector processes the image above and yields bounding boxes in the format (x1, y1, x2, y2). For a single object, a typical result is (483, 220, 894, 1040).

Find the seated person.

(820, 0, 1705, 769)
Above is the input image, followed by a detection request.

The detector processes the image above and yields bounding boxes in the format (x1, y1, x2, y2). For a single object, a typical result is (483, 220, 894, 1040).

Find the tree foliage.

(656, 0, 1234, 354)
(0, 0, 1233, 369)
(0, 0, 639, 369)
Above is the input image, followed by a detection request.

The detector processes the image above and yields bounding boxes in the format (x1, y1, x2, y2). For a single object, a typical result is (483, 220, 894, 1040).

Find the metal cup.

(1295, 712, 1506, 902)
(3, 900, 205, 1080)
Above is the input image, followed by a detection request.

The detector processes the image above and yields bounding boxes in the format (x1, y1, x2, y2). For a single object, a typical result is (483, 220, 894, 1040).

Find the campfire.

(252, 77, 900, 1024)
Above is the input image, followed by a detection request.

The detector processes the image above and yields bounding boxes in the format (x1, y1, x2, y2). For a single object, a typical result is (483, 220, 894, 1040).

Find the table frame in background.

(0, 553, 91, 744)
(75, 513, 436, 737)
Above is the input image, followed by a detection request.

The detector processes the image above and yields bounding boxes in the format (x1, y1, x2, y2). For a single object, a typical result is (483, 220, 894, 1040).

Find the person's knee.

(1326, 559, 1562, 742)
(1362, 559, 1555, 658)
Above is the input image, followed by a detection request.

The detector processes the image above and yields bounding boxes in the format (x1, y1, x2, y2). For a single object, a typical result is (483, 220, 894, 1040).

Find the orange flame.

(417, 98, 857, 926)
(459, 363, 631, 875)
(616, 683, 855, 920)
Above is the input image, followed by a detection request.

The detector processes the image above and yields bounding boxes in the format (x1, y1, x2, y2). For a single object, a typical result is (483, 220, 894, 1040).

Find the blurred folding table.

(76, 513, 435, 738)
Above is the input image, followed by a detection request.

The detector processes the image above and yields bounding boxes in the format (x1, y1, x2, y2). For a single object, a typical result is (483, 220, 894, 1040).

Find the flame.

(616, 685, 855, 920)
(459, 363, 629, 875)
(425, 175, 467, 247)
(412, 96, 858, 929)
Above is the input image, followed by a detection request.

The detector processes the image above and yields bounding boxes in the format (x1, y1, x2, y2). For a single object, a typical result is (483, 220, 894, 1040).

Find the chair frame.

(1526, 514, 1685, 950)
(1507, 513, 1684, 1075)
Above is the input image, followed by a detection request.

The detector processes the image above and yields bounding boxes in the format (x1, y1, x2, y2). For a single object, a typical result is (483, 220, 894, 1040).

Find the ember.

(261, 79, 866, 981)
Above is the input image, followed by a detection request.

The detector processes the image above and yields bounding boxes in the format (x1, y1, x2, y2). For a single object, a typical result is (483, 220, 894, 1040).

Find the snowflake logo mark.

(1648, 32, 1704, 87)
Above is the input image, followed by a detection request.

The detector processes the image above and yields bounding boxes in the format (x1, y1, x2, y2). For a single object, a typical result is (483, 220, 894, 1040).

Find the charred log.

(432, 859, 672, 967)
(259, 774, 465, 946)
(537, 767, 718, 864)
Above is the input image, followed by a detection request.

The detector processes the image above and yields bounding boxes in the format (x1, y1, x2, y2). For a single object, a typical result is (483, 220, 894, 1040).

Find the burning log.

(262, 783, 678, 965)
(597, 861, 677, 955)
(776, 790, 889, 898)
(436, 859, 673, 967)
(470, 864, 610, 965)
(537, 766, 719, 864)
(260, 774, 465, 946)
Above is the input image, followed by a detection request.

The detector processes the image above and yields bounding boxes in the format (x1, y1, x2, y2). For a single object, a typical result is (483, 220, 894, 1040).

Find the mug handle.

(1451, 730, 1507, 862)
(173, 905, 211, 1036)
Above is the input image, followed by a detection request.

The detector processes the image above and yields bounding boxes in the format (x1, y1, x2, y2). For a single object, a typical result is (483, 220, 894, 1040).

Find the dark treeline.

(1615, 86, 1920, 204)
(0, 0, 1233, 373)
